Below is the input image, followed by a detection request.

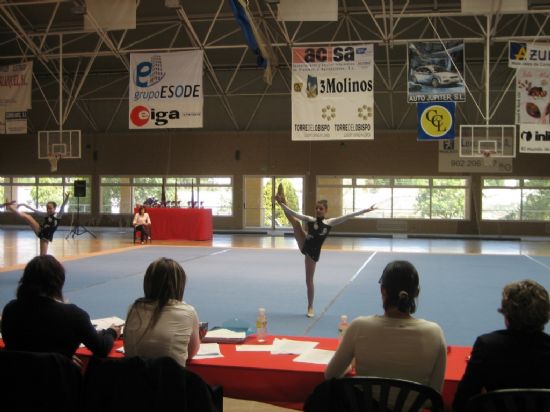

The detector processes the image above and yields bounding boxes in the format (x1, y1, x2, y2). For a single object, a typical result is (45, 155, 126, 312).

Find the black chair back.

(465, 388, 550, 412)
(83, 355, 217, 412)
(0, 350, 82, 412)
(304, 376, 444, 412)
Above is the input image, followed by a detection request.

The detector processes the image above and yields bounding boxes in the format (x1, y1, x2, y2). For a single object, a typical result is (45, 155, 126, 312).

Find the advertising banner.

(291, 45, 374, 141)
(5, 111, 27, 134)
(417, 102, 455, 140)
(515, 68, 550, 124)
(519, 124, 550, 153)
(408, 41, 465, 103)
(129, 51, 203, 129)
(0, 61, 32, 109)
(509, 41, 550, 69)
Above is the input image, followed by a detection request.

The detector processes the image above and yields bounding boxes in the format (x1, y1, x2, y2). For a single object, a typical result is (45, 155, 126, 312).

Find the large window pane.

(354, 187, 390, 218)
(430, 188, 466, 219)
(482, 188, 521, 220)
(522, 188, 550, 220)
(394, 188, 429, 218)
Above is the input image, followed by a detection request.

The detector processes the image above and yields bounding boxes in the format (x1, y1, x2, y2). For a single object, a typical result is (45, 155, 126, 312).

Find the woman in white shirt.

(325, 260, 447, 397)
(124, 257, 203, 367)
(133, 206, 151, 244)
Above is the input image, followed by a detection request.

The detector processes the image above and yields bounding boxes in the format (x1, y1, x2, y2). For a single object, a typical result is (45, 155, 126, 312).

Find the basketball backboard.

(459, 125, 516, 158)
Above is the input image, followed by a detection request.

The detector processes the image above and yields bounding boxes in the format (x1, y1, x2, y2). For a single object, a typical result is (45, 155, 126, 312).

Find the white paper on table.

(91, 316, 125, 331)
(194, 343, 223, 359)
(293, 348, 336, 365)
(235, 344, 273, 352)
(271, 338, 319, 355)
(203, 329, 246, 340)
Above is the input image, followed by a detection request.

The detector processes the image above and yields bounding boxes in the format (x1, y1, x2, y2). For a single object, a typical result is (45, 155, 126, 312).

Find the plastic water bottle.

(256, 307, 268, 342)
(337, 315, 349, 342)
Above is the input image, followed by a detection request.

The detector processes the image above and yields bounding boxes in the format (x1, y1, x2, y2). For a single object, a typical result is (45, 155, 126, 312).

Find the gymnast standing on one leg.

(275, 185, 376, 318)
(7, 192, 70, 256)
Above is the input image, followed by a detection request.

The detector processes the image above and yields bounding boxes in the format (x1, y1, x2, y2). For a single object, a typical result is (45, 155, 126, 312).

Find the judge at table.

(133, 206, 151, 244)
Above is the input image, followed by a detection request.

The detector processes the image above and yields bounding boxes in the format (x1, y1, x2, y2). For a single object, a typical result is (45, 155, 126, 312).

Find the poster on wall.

(515, 68, 550, 124)
(509, 41, 550, 69)
(5, 111, 27, 134)
(291, 44, 374, 141)
(129, 50, 203, 129)
(0, 61, 33, 110)
(407, 41, 465, 103)
(417, 102, 455, 141)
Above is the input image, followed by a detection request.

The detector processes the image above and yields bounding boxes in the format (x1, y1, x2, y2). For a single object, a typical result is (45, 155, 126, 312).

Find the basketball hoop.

(482, 150, 493, 167)
(48, 153, 61, 172)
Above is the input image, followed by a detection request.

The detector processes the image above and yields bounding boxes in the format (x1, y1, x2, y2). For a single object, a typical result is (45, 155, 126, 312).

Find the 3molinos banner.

(129, 50, 203, 129)
(291, 45, 374, 141)
(516, 68, 550, 153)
(407, 41, 465, 103)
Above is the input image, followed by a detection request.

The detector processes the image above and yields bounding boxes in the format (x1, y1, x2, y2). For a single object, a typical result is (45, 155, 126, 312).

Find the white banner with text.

(129, 51, 203, 129)
(292, 45, 374, 141)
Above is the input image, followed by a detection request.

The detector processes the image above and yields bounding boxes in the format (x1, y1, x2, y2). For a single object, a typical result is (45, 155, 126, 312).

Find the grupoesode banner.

(291, 45, 374, 141)
(129, 51, 203, 129)
(0, 61, 32, 109)
(417, 102, 455, 141)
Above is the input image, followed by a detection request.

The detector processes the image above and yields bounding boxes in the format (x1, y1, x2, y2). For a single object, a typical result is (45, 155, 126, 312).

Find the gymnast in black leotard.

(275, 190, 375, 318)
(7, 193, 70, 256)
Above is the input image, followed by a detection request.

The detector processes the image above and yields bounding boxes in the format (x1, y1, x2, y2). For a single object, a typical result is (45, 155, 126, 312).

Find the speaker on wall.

(74, 180, 86, 197)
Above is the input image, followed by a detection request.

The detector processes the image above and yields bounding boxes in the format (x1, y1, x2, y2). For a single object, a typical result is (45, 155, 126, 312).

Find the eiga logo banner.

(519, 124, 550, 153)
(509, 41, 550, 69)
(129, 50, 203, 129)
(417, 102, 455, 140)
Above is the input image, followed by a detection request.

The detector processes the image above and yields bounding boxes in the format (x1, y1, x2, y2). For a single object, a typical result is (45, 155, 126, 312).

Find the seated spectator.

(325, 260, 447, 394)
(1, 255, 120, 360)
(124, 257, 204, 367)
(133, 205, 151, 244)
(453, 279, 550, 412)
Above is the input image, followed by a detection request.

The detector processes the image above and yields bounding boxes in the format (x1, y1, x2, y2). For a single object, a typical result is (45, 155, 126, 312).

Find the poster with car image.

(408, 41, 465, 103)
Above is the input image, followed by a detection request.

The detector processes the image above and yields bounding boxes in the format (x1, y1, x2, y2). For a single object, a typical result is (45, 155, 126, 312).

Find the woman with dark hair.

(124, 257, 203, 367)
(275, 186, 376, 318)
(132, 205, 151, 244)
(1, 255, 120, 359)
(453, 280, 550, 412)
(325, 260, 446, 394)
(6, 192, 70, 255)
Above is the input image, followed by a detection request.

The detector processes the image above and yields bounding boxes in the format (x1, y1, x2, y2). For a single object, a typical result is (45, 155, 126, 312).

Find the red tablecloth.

(0, 337, 471, 410)
(186, 336, 472, 411)
(135, 208, 212, 241)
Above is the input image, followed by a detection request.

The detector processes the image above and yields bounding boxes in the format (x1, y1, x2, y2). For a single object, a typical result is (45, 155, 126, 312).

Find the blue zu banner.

(417, 102, 455, 141)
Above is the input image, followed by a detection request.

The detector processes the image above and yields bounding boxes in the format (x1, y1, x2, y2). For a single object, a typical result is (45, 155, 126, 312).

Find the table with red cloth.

(186, 336, 471, 411)
(0, 337, 471, 411)
(135, 207, 212, 241)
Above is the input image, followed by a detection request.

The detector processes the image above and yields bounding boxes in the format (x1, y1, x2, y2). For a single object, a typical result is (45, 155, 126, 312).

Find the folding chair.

(465, 388, 550, 412)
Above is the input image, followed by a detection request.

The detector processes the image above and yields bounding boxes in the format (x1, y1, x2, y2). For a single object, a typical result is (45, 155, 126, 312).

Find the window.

(0, 176, 91, 213)
(317, 176, 469, 220)
(482, 178, 550, 221)
(99, 176, 233, 216)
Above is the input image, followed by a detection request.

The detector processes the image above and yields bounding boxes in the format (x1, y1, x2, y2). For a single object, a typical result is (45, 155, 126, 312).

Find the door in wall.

(243, 176, 304, 230)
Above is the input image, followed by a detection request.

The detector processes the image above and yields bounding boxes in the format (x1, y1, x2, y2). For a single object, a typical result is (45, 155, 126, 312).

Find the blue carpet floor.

(2, 246, 550, 346)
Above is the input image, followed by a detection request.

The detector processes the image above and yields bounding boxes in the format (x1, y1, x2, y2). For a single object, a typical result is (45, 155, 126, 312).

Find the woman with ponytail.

(325, 260, 447, 396)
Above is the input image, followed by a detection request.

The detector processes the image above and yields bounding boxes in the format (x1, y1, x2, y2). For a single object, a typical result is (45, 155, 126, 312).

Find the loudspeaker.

(74, 180, 86, 197)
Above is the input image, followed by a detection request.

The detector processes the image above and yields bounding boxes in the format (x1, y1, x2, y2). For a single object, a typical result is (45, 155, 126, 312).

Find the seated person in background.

(124, 257, 204, 367)
(325, 260, 447, 394)
(1, 255, 121, 361)
(453, 279, 550, 412)
(133, 205, 151, 243)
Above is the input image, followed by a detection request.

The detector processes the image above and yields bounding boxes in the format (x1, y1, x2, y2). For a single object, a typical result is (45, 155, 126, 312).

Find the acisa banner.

(129, 51, 203, 129)
(292, 45, 374, 141)
(0, 61, 32, 110)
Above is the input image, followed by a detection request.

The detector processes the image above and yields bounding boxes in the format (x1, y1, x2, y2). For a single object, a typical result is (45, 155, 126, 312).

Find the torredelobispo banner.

(291, 45, 374, 141)
(129, 51, 203, 129)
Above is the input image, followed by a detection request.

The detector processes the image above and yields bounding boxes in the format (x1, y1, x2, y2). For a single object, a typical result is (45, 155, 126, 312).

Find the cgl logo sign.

(134, 55, 165, 88)
(130, 105, 180, 127)
(417, 102, 455, 140)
